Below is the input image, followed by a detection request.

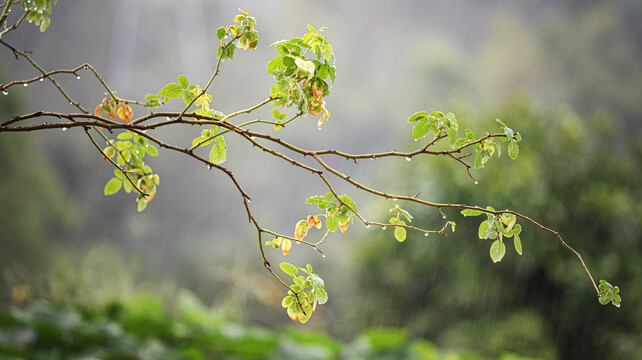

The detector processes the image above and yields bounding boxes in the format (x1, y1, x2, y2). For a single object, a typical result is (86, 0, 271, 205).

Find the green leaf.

(39, 15, 50, 32)
(280, 262, 298, 277)
(512, 223, 522, 236)
(271, 108, 282, 120)
(117, 132, 133, 140)
(182, 90, 195, 105)
(104, 146, 116, 159)
(161, 83, 184, 98)
(514, 234, 523, 255)
(177, 75, 189, 89)
(326, 215, 338, 232)
(503, 126, 514, 140)
(305, 196, 323, 204)
(490, 240, 506, 263)
(137, 196, 147, 212)
(465, 129, 476, 140)
(412, 121, 431, 140)
(310, 274, 324, 290)
(216, 27, 226, 40)
(407, 111, 428, 123)
(316, 288, 328, 304)
(113, 169, 126, 180)
(146, 144, 159, 156)
(508, 141, 519, 159)
(104, 177, 122, 195)
(474, 153, 483, 169)
(209, 138, 227, 165)
(461, 209, 483, 216)
(598, 280, 621, 307)
(478, 220, 490, 239)
(324, 192, 334, 202)
(394, 226, 407, 242)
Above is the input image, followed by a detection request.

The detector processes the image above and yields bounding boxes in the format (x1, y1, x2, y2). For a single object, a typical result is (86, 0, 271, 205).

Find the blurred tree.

(0, 70, 75, 307)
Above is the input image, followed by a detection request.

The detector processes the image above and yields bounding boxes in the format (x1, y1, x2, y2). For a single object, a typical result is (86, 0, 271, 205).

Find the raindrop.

(83, 65, 88, 70)
(321, 253, 326, 258)
(69, 101, 73, 105)
(207, 164, 212, 170)
(39, 78, 44, 82)
(381, 226, 387, 230)
(247, 198, 252, 203)
(141, 130, 147, 133)
(413, 139, 418, 142)
(250, 136, 256, 140)
(474, 180, 479, 185)
(405, 156, 411, 161)
(442, 214, 447, 219)
(62, 127, 68, 132)
(76, 75, 81, 80)
(364, 222, 371, 229)
(424, 232, 429, 236)
(392, 198, 398, 201)
(166, 117, 171, 121)
(2, 91, 8, 95)
(371, 155, 376, 160)
(23, 83, 28, 87)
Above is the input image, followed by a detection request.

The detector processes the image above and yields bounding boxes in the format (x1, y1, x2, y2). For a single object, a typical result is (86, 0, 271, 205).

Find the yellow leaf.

(294, 220, 308, 241)
(282, 238, 292, 256)
(94, 105, 102, 117)
(339, 221, 349, 233)
(117, 104, 133, 123)
(317, 107, 330, 130)
(307, 215, 322, 229)
(287, 304, 304, 321)
(312, 82, 324, 101)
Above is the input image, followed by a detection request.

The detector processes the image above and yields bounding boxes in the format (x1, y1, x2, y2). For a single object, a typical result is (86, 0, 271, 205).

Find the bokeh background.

(1, 0, 641, 359)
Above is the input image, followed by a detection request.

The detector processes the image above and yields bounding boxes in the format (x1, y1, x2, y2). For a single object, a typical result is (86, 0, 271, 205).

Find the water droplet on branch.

(39, 78, 44, 82)
(474, 180, 479, 184)
(76, 75, 81, 80)
(364, 222, 371, 228)
(405, 157, 411, 161)
(442, 214, 447, 219)
(424, 232, 429, 236)
(23, 83, 28, 87)
(2, 91, 8, 95)
(381, 226, 387, 230)
(62, 127, 68, 132)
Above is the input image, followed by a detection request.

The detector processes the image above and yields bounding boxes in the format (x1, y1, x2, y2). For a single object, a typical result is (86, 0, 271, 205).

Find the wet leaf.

(490, 240, 506, 263)
(307, 215, 322, 229)
(394, 226, 406, 242)
(339, 221, 349, 233)
(279, 262, 298, 276)
(326, 215, 338, 232)
(461, 209, 483, 216)
(116, 104, 133, 123)
(104, 177, 122, 195)
(514, 234, 523, 255)
(294, 220, 308, 241)
(282, 238, 292, 256)
(598, 280, 621, 307)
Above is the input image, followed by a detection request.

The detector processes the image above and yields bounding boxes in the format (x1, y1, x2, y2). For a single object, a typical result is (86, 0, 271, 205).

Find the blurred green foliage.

(0, 290, 543, 360)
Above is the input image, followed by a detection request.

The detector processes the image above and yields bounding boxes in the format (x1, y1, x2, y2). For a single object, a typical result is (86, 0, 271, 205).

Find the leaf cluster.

(461, 208, 522, 263)
(279, 263, 328, 324)
(21, 0, 56, 32)
(268, 24, 335, 129)
(102, 131, 160, 211)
